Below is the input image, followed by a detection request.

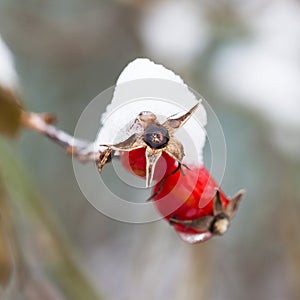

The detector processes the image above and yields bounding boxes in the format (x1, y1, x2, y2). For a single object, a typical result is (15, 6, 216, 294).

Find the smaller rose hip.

(152, 166, 245, 243)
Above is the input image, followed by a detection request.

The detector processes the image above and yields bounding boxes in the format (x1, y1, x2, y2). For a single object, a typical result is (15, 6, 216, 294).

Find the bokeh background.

(0, 0, 300, 299)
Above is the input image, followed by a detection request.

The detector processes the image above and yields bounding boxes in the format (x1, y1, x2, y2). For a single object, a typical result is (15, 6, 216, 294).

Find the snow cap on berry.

(96, 58, 207, 166)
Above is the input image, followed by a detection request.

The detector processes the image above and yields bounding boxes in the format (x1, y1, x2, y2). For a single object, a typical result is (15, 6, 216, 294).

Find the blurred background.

(0, 0, 300, 299)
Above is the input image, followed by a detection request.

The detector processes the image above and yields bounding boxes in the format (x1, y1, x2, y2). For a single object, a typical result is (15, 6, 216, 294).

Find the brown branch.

(20, 111, 98, 162)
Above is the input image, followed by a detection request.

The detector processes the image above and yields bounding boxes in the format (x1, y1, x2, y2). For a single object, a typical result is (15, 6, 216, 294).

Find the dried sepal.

(101, 133, 144, 151)
(98, 99, 202, 187)
(225, 189, 245, 219)
(164, 139, 185, 163)
(145, 148, 163, 188)
(170, 215, 214, 232)
(96, 148, 113, 172)
(169, 188, 245, 236)
(213, 189, 224, 215)
(97, 100, 201, 187)
(163, 99, 202, 133)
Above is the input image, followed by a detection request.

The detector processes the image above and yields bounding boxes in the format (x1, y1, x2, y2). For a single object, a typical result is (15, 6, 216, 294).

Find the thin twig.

(21, 111, 97, 162)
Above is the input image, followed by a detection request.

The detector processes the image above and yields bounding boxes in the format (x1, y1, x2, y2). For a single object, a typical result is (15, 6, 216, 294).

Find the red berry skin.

(120, 148, 177, 181)
(120, 147, 230, 243)
(152, 166, 229, 236)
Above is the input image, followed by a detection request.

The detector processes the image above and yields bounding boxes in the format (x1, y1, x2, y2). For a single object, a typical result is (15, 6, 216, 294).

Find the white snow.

(116, 58, 184, 85)
(0, 36, 18, 90)
(96, 58, 207, 165)
(210, 0, 300, 157)
(138, 1, 209, 68)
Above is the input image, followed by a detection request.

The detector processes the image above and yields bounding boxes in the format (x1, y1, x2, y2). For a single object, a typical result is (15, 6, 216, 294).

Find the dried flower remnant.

(97, 101, 201, 187)
(101, 59, 245, 243)
(19, 58, 245, 244)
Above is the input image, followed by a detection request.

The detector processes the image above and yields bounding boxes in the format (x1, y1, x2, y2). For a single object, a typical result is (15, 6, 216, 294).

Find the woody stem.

(21, 111, 97, 162)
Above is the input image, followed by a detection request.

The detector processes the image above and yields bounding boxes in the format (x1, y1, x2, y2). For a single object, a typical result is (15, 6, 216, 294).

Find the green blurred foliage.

(0, 138, 102, 299)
